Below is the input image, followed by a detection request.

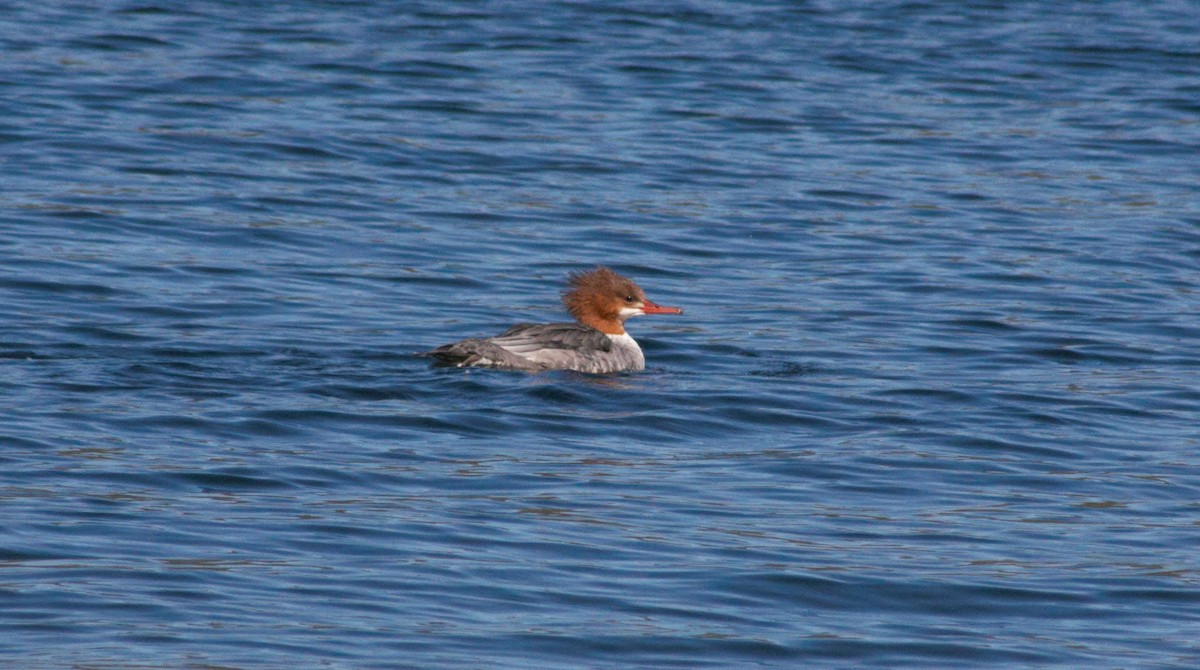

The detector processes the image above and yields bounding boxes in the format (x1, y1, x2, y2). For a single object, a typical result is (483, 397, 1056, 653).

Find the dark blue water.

(4, 1, 1200, 667)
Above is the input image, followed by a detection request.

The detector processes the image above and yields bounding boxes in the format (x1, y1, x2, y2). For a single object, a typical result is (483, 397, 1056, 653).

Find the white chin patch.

(618, 306, 643, 319)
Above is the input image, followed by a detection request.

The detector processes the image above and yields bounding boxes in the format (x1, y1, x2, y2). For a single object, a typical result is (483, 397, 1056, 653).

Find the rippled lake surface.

(4, 1, 1200, 667)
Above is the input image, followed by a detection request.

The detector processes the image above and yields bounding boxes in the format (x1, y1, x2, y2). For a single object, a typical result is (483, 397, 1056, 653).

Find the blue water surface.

(3, 1, 1200, 667)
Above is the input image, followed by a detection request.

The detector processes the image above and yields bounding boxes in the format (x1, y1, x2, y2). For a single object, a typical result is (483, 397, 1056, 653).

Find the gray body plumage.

(423, 322, 646, 373)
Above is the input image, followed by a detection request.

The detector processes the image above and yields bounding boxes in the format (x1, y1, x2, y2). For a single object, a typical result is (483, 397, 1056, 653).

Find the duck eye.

(624, 295, 637, 302)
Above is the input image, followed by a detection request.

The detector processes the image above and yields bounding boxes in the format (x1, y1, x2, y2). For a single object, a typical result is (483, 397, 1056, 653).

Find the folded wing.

(423, 323, 618, 371)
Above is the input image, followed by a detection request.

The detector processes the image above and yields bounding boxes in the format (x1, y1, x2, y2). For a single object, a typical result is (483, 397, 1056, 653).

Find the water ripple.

(3, 1, 1200, 668)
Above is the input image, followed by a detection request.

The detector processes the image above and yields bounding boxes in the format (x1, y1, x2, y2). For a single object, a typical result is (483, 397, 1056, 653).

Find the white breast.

(606, 333, 645, 371)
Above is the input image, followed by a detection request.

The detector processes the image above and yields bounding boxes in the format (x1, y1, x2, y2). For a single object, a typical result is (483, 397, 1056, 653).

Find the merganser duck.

(423, 266, 683, 373)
